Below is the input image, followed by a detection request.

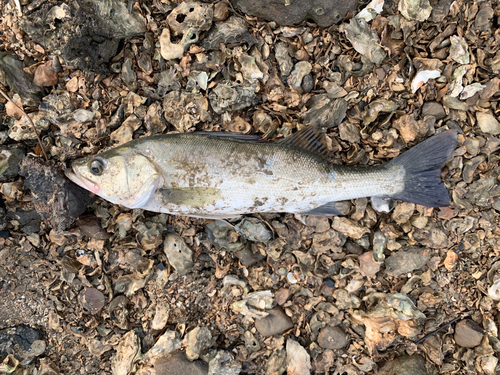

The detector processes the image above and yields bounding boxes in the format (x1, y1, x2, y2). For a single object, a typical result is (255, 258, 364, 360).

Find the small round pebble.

(454, 319, 484, 348)
(317, 326, 350, 349)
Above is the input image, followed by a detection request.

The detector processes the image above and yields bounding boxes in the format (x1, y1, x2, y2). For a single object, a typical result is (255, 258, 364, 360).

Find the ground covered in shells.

(0, 0, 499, 374)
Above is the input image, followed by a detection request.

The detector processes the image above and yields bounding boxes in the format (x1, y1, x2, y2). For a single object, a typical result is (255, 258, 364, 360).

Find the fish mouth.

(64, 163, 100, 194)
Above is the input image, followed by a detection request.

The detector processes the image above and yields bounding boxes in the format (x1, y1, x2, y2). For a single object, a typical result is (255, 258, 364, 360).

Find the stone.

(421, 102, 446, 120)
(163, 234, 194, 276)
(154, 351, 208, 375)
(385, 247, 431, 277)
(476, 111, 500, 135)
(230, 0, 357, 27)
(20, 158, 92, 232)
(378, 355, 432, 375)
(81, 288, 105, 314)
(302, 96, 347, 128)
(454, 319, 484, 348)
(183, 326, 212, 360)
(255, 307, 293, 337)
(317, 326, 350, 349)
(0, 146, 26, 181)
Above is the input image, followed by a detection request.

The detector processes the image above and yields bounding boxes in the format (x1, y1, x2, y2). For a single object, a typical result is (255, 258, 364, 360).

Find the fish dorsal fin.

(277, 126, 331, 160)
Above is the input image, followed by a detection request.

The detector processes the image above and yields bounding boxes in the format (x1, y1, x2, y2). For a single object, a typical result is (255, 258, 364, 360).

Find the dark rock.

(317, 326, 350, 349)
(0, 146, 26, 181)
(76, 215, 111, 240)
(454, 319, 484, 348)
(0, 53, 43, 106)
(20, 0, 146, 73)
(154, 350, 208, 375)
(385, 247, 431, 277)
(20, 157, 92, 232)
(208, 82, 258, 115)
(0, 325, 45, 363)
(421, 102, 446, 120)
(230, 0, 357, 27)
(0, 207, 7, 231)
(255, 307, 293, 337)
(202, 16, 259, 51)
(302, 96, 347, 128)
(378, 355, 434, 375)
(235, 245, 265, 267)
(6, 208, 41, 234)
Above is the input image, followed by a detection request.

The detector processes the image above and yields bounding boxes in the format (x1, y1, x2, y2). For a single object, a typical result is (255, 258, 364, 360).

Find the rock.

(289, 61, 312, 91)
(208, 350, 242, 375)
(275, 42, 293, 77)
(80, 288, 105, 315)
(153, 350, 208, 375)
(201, 16, 258, 51)
(255, 307, 293, 337)
(206, 220, 246, 252)
(235, 218, 272, 242)
(358, 251, 381, 277)
(286, 339, 311, 375)
(163, 91, 212, 132)
(0, 146, 26, 181)
(33, 60, 59, 86)
(266, 349, 287, 375)
(391, 202, 415, 225)
(111, 331, 141, 375)
(6, 208, 41, 234)
(163, 234, 194, 276)
(183, 326, 213, 361)
(378, 355, 432, 375)
(341, 18, 386, 64)
(0, 53, 43, 106)
(385, 247, 431, 277)
(331, 217, 370, 239)
(230, 0, 357, 27)
(421, 102, 446, 120)
(302, 96, 347, 128)
(399, 0, 432, 21)
(454, 319, 484, 348)
(317, 326, 350, 349)
(442, 95, 468, 111)
(0, 325, 46, 364)
(8, 112, 50, 141)
(393, 114, 420, 143)
(21, 158, 92, 232)
(208, 81, 258, 115)
(476, 111, 500, 135)
(20, 0, 146, 73)
(235, 245, 265, 267)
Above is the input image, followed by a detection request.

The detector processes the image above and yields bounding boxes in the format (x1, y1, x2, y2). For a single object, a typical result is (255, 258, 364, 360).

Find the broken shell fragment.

(411, 70, 441, 94)
(163, 233, 194, 276)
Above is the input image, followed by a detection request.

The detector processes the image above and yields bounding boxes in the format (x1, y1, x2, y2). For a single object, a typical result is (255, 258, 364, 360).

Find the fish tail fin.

(386, 129, 457, 207)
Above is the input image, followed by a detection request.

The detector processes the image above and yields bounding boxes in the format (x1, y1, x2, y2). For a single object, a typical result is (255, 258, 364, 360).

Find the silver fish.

(65, 126, 457, 219)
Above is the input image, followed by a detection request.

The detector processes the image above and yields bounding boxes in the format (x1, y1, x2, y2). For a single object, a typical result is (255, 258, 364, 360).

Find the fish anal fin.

(302, 201, 345, 216)
(278, 126, 331, 160)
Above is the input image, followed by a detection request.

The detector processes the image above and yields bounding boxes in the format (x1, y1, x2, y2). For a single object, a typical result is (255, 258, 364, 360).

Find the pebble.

(421, 101, 446, 120)
(163, 234, 193, 276)
(0, 147, 25, 181)
(183, 326, 212, 361)
(476, 111, 500, 135)
(33, 61, 58, 86)
(385, 247, 431, 277)
(317, 325, 350, 349)
(208, 350, 242, 375)
(378, 355, 432, 375)
(331, 217, 370, 239)
(286, 339, 311, 375)
(81, 287, 105, 314)
(454, 319, 484, 348)
(255, 307, 293, 337)
(154, 350, 208, 375)
(235, 217, 272, 242)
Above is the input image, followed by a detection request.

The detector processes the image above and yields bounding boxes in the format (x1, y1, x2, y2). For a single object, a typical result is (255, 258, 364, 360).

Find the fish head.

(66, 150, 162, 209)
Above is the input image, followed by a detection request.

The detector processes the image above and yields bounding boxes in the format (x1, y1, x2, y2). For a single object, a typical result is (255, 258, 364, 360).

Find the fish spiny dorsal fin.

(277, 125, 331, 160)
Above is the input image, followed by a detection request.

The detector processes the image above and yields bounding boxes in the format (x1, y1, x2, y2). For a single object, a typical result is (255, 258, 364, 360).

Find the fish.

(65, 126, 457, 219)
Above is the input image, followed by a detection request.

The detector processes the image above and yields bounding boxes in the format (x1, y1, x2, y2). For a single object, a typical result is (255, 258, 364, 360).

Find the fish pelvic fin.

(301, 201, 346, 216)
(386, 129, 458, 207)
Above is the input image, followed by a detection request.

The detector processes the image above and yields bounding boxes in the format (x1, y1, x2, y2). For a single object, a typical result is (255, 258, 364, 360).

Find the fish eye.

(89, 159, 104, 175)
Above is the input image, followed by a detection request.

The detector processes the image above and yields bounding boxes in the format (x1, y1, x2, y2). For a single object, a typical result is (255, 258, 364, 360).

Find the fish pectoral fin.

(158, 187, 221, 207)
(302, 201, 346, 216)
